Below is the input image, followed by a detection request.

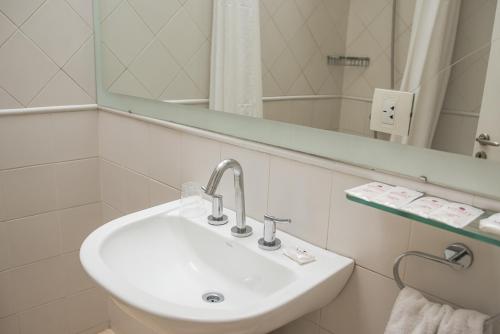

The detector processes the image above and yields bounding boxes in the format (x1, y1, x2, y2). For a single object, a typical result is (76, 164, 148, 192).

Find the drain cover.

(202, 292, 224, 303)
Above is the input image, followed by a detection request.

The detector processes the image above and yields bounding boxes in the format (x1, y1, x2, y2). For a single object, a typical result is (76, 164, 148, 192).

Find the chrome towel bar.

(393, 243, 500, 328)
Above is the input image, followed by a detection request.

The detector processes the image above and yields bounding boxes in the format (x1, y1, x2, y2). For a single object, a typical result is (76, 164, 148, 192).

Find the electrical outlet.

(370, 88, 414, 136)
(382, 98, 396, 125)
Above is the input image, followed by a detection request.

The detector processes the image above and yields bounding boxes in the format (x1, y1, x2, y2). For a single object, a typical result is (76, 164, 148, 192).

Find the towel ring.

(393, 243, 500, 328)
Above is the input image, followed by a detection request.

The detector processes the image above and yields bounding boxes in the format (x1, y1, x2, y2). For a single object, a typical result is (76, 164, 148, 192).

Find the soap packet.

(283, 246, 316, 265)
(401, 197, 449, 218)
(372, 186, 423, 209)
(479, 213, 500, 236)
(429, 203, 484, 229)
(345, 182, 393, 201)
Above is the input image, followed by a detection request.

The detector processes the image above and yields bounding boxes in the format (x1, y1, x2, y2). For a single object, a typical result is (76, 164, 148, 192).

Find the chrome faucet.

(203, 159, 253, 237)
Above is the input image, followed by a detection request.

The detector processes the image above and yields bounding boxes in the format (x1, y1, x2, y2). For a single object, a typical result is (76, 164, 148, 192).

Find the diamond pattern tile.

(128, 0, 180, 33)
(22, 0, 92, 67)
(101, 1, 154, 66)
(0, 11, 16, 46)
(0, 0, 97, 109)
(0, 32, 58, 105)
(0, 0, 45, 26)
(262, 0, 348, 96)
(129, 40, 180, 98)
(102, 0, 212, 100)
(158, 8, 206, 67)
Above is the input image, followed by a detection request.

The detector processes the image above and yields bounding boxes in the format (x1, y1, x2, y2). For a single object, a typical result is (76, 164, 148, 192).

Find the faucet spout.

(203, 159, 252, 237)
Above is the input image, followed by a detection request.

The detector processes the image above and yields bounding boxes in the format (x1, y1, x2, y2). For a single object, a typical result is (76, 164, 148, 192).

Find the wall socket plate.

(370, 88, 414, 136)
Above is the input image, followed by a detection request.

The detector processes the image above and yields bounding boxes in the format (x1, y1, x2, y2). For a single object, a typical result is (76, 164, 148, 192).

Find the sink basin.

(80, 199, 354, 334)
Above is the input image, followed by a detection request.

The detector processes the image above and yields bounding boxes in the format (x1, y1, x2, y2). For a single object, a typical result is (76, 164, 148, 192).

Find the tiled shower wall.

(100, 110, 500, 334)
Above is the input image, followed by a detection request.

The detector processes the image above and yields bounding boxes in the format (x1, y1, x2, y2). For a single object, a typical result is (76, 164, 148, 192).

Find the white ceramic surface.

(80, 199, 354, 334)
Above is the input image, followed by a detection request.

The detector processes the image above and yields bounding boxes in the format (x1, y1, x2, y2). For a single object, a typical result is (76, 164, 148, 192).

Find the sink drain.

(202, 292, 224, 304)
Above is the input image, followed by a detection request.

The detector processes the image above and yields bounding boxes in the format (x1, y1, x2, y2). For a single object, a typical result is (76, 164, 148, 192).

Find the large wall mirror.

(94, 0, 500, 199)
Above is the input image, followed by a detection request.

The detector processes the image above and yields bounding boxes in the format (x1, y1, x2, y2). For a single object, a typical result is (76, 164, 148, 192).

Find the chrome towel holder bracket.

(393, 243, 500, 328)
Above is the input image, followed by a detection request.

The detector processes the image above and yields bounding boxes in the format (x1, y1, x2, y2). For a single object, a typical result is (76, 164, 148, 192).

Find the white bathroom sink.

(80, 199, 354, 334)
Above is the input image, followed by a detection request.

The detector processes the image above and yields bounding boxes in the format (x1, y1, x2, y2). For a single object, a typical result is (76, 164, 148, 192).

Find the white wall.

(0, 110, 107, 334)
(0, 1, 107, 333)
(100, 110, 500, 334)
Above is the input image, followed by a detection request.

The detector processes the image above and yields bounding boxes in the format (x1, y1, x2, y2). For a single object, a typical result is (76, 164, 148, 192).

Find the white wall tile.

(0, 0, 44, 26)
(0, 32, 58, 106)
(147, 124, 182, 189)
(320, 266, 399, 334)
(101, 1, 153, 66)
(65, 288, 108, 334)
(0, 314, 19, 334)
(0, 270, 14, 317)
(0, 11, 15, 47)
(180, 134, 221, 185)
(268, 156, 332, 247)
(0, 165, 58, 220)
(18, 299, 67, 334)
(327, 172, 412, 277)
(122, 168, 151, 214)
(0, 114, 54, 170)
(7, 256, 66, 314)
(0, 111, 98, 170)
(101, 203, 122, 224)
(271, 316, 320, 334)
(22, 0, 91, 67)
(55, 159, 100, 209)
(66, 0, 94, 27)
(219, 144, 270, 220)
(6, 212, 60, 267)
(52, 111, 99, 161)
(63, 37, 97, 99)
(100, 159, 150, 214)
(99, 112, 150, 174)
(59, 203, 101, 253)
(0, 87, 22, 109)
(0, 222, 10, 271)
(100, 159, 125, 212)
(148, 180, 180, 207)
(77, 323, 109, 334)
(109, 298, 157, 334)
(29, 71, 93, 108)
(61, 251, 95, 295)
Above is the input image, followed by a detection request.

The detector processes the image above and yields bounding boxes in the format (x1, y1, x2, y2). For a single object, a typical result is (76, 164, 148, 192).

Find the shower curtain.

(209, 0, 263, 118)
(392, 0, 461, 147)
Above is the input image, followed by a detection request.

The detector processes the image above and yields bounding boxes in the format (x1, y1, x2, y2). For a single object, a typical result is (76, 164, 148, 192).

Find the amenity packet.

(401, 197, 449, 218)
(479, 213, 500, 236)
(283, 246, 316, 265)
(372, 186, 423, 209)
(429, 203, 484, 228)
(345, 182, 393, 201)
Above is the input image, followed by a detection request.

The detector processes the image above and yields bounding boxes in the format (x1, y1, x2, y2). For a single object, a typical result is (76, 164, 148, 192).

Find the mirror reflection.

(99, 0, 499, 160)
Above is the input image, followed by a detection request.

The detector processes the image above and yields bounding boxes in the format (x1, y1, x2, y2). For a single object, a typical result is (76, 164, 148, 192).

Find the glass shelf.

(346, 194, 500, 247)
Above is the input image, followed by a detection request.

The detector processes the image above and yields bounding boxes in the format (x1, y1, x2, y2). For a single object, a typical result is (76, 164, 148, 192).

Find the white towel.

(385, 287, 489, 334)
